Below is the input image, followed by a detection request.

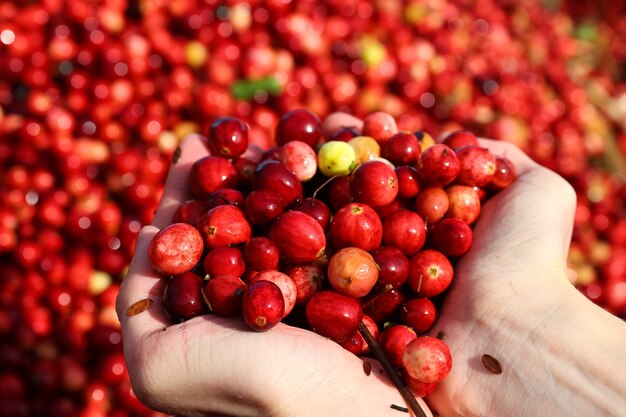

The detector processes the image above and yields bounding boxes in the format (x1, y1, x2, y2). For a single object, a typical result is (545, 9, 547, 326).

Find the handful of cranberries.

(146, 109, 516, 400)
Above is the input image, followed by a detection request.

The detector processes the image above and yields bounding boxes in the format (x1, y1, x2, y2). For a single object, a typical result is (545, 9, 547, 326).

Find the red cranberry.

(379, 324, 417, 367)
(242, 280, 285, 332)
(395, 165, 421, 199)
(442, 130, 479, 150)
(203, 247, 246, 278)
(407, 250, 454, 297)
(244, 190, 284, 226)
(197, 205, 252, 249)
(329, 202, 383, 251)
(429, 218, 473, 257)
(382, 131, 421, 165)
(350, 160, 399, 208)
(284, 264, 324, 305)
(382, 209, 426, 256)
(445, 185, 481, 225)
(268, 210, 326, 265)
(400, 298, 438, 334)
(275, 109, 322, 147)
(207, 116, 249, 159)
(244, 237, 280, 271)
(455, 145, 496, 187)
(203, 275, 246, 317)
(148, 223, 204, 276)
(189, 156, 239, 198)
(416, 144, 459, 187)
(370, 246, 410, 290)
(163, 272, 206, 323)
(252, 160, 303, 206)
(305, 290, 363, 343)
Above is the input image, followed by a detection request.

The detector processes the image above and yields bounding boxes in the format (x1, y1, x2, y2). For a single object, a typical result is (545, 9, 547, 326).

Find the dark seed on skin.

(127, 298, 153, 316)
(436, 330, 446, 340)
(390, 404, 409, 412)
(482, 354, 503, 374)
(363, 360, 372, 375)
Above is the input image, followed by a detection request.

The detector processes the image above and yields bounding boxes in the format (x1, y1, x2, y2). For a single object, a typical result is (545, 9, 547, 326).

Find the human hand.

(115, 132, 433, 417)
(324, 112, 622, 417)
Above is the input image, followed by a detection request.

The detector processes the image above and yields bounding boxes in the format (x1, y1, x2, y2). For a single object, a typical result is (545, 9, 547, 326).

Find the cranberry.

(407, 250, 454, 297)
(329, 202, 383, 251)
(148, 223, 204, 276)
(203, 247, 246, 279)
(400, 298, 438, 334)
(244, 237, 280, 271)
(189, 156, 239, 198)
(328, 247, 379, 298)
(252, 160, 303, 206)
(350, 160, 399, 208)
(402, 336, 452, 383)
(275, 109, 323, 147)
(207, 116, 249, 159)
(203, 275, 246, 317)
(242, 280, 285, 332)
(382, 209, 427, 256)
(268, 210, 326, 265)
(455, 145, 497, 187)
(382, 131, 421, 165)
(162, 272, 206, 323)
(429, 218, 473, 257)
(416, 144, 459, 187)
(305, 290, 363, 343)
(197, 205, 252, 250)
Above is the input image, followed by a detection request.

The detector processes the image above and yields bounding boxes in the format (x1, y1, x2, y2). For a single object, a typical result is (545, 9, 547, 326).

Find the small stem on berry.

(358, 322, 427, 417)
(312, 174, 339, 200)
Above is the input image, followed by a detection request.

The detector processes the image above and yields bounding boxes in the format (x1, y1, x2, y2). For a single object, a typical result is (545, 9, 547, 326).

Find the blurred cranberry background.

(1, 0, 625, 416)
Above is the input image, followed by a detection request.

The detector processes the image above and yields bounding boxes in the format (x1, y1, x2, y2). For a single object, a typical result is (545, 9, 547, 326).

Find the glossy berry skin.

(379, 324, 417, 367)
(402, 336, 452, 383)
(429, 218, 473, 257)
(400, 298, 437, 334)
(242, 280, 285, 332)
(252, 160, 303, 207)
(275, 109, 323, 147)
(148, 223, 204, 276)
(415, 187, 449, 224)
(207, 188, 246, 209)
(455, 145, 496, 187)
(203, 247, 246, 279)
(332, 126, 360, 142)
(327, 176, 354, 212)
(202, 275, 246, 317)
(445, 185, 481, 225)
(305, 290, 363, 343)
(197, 205, 252, 249)
(416, 144, 459, 187)
(289, 198, 331, 230)
(395, 166, 421, 199)
(244, 190, 284, 226)
(407, 250, 454, 297)
(244, 237, 280, 271)
(404, 373, 438, 397)
(207, 116, 249, 158)
(189, 156, 239, 198)
(162, 272, 206, 323)
(382, 131, 421, 165)
(350, 160, 399, 208)
(268, 210, 326, 265)
(370, 246, 409, 290)
(328, 247, 379, 298)
(382, 209, 426, 256)
(442, 130, 479, 150)
(363, 288, 405, 323)
(489, 156, 517, 190)
(248, 270, 297, 316)
(329, 203, 383, 251)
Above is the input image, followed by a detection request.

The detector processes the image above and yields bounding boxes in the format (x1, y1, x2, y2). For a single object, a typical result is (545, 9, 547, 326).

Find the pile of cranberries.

(147, 109, 516, 397)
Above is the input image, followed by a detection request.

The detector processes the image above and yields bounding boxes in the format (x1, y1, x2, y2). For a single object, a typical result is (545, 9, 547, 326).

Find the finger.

(151, 133, 210, 229)
(322, 112, 363, 139)
(116, 225, 169, 344)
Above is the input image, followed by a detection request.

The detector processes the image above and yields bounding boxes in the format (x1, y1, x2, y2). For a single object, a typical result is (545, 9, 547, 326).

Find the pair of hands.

(115, 112, 579, 417)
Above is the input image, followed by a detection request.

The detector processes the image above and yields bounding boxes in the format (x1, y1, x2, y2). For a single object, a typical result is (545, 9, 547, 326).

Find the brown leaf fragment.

(127, 298, 153, 316)
(481, 354, 503, 374)
(362, 360, 372, 376)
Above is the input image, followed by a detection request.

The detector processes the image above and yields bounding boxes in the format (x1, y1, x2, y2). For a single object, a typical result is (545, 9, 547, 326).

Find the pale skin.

(116, 112, 626, 417)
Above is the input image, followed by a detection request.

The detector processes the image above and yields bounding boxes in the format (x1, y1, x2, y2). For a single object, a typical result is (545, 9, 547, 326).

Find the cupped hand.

(115, 133, 432, 417)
